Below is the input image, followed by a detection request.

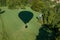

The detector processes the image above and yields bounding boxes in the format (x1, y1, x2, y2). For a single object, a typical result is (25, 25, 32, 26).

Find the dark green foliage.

(0, 0, 6, 6)
(21, 0, 28, 6)
(36, 24, 60, 40)
(35, 2, 60, 40)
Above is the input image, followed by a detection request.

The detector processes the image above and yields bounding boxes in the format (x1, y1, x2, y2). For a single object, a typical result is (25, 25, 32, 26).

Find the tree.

(8, 0, 20, 9)
(36, 24, 60, 40)
(0, 0, 6, 6)
(34, 1, 60, 40)
(31, 0, 47, 12)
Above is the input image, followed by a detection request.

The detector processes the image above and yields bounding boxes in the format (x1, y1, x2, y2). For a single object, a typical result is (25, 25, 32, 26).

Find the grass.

(0, 7, 41, 40)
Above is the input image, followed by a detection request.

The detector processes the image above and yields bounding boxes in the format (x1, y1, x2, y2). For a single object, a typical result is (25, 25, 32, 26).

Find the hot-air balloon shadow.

(18, 11, 33, 28)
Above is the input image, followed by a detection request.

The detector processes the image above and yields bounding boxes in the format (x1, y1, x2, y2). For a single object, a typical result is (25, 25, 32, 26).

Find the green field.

(0, 7, 41, 40)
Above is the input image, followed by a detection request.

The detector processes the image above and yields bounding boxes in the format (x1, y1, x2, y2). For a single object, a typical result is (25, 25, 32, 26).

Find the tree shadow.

(0, 9, 5, 14)
(36, 24, 60, 40)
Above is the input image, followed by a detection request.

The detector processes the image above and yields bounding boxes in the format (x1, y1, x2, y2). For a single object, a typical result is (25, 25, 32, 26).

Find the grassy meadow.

(0, 7, 41, 40)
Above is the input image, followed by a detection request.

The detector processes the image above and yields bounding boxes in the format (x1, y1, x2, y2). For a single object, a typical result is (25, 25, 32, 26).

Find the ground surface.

(0, 7, 41, 40)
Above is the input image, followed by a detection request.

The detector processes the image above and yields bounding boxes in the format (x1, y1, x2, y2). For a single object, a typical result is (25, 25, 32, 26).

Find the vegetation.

(0, 0, 60, 40)
(0, 0, 6, 6)
(36, 24, 60, 40)
(0, 0, 33, 9)
(32, 0, 60, 40)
